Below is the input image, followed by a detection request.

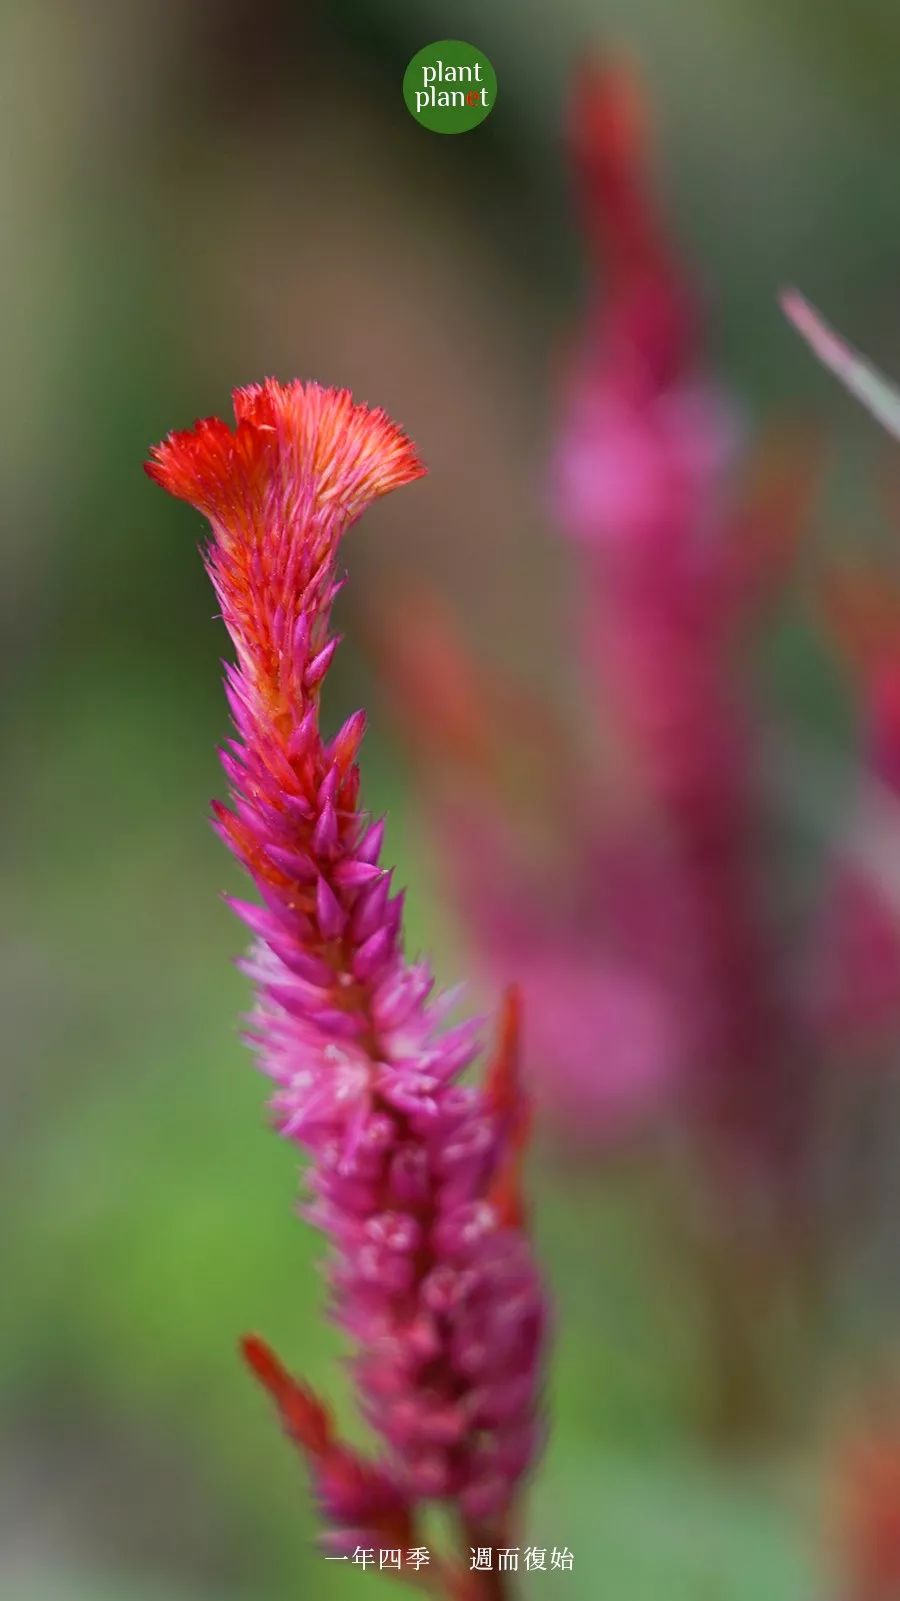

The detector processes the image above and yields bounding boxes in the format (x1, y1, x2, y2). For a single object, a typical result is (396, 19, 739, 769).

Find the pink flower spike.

(147, 379, 547, 1567)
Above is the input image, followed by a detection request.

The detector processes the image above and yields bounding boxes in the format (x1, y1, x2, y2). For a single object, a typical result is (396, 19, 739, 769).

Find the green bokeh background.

(5, 1, 900, 1596)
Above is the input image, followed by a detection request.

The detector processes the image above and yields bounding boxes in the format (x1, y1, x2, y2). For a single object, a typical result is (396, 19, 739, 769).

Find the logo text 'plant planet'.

(403, 41, 497, 134)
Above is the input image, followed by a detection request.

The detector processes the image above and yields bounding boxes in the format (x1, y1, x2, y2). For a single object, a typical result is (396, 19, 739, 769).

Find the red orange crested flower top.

(145, 379, 424, 714)
(145, 378, 425, 525)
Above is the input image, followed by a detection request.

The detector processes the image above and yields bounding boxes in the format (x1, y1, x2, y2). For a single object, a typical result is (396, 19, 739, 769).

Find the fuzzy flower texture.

(146, 382, 546, 1588)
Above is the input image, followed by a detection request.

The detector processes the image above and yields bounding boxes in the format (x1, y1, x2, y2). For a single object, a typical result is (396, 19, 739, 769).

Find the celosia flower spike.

(147, 380, 547, 1579)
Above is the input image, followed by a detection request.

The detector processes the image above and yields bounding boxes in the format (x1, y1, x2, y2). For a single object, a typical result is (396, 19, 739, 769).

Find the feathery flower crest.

(147, 380, 547, 1581)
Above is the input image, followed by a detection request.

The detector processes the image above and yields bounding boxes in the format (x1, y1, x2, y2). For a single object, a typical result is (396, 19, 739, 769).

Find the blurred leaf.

(783, 291, 900, 439)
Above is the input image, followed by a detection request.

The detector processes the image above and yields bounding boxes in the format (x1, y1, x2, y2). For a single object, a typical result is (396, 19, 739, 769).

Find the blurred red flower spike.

(567, 54, 698, 390)
(484, 984, 525, 1127)
(371, 580, 577, 829)
(484, 985, 533, 1229)
(830, 1395, 900, 1601)
(568, 55, 652, 267)
(723, 423, 824, 619)
(372, 583, 493, 773)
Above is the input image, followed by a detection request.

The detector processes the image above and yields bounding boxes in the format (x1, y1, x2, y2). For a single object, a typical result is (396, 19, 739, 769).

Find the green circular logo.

(403, 40, 497, 134)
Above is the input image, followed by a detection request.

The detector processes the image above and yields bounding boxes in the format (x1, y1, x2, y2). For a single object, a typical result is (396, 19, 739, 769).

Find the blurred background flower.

(373, 54, 898, 1451)
(6, 2, 900, 1599)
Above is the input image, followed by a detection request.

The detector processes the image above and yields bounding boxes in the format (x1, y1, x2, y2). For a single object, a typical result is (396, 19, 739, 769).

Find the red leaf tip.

(241, 1334, 333, 1457)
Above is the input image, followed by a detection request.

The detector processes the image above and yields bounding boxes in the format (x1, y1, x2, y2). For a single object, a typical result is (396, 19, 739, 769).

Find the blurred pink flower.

(374, 62, 817, 1191)
(555, 59, 740, 556)
(373, 585, 685, 1145)
(555, 65, 823, 1193)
